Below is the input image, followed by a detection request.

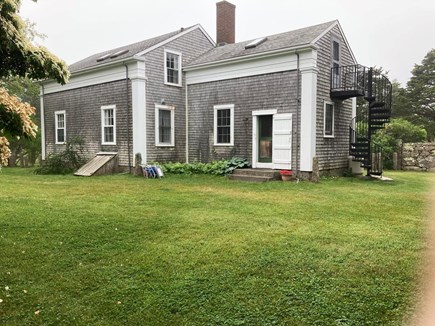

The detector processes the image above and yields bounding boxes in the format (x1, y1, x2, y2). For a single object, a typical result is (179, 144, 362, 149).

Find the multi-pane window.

(101, 105, 116, 145)
(155, 105, 174, 146)
(55, 111, 65, 144)
(324, 102, 334, 137)
(165, 50, 181, 86)
(332, 39, 341, 88)
(214, 104, 234, 146)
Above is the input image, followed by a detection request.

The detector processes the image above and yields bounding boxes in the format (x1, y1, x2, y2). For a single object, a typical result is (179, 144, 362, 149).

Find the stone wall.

(402, 143, 435, 171)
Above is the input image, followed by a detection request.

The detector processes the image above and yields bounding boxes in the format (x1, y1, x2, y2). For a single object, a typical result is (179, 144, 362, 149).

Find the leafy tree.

(1, 76, 41, 166)
(0, 0, 69, 166)
(373, 118, 427, 168)
(390, 80, 411, 119)
(407, 49, 435, 140)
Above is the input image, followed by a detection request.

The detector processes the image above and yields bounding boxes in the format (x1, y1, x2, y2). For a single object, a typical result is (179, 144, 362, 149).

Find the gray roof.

(186, 20, 337, 67)
(69, 27, 195, 73)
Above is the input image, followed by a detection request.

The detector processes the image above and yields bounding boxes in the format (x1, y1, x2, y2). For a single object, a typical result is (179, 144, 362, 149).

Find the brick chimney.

(216, 1, 235, 45)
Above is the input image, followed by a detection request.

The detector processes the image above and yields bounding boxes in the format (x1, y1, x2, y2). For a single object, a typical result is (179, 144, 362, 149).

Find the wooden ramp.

(74, 153, 118, 177)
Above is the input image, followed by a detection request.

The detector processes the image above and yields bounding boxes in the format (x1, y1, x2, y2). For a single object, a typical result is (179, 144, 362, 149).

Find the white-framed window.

(324, 101, 335, 138)
(101, 105, 116, 145)
(214, 104, 234, 146)
(55, 110, 66, 144)
(164, 50, 182, 86)
(331, 37, 341, 89)
(155, 105, 175, 146)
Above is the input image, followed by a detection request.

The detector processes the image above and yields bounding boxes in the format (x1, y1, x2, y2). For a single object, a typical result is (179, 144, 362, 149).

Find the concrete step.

(229, 168, 281, 182)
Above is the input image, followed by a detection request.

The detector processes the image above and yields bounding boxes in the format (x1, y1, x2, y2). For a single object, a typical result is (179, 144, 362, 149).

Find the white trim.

(42, 60, 145, 95)
(185, 84, 189, 163)
(164, 49, 182, 87)
(252, 109, 277, 116)
(351, 97, 357, 130)
(40, 88, 46, 160)
(311, 20, 357, 64)
(185, 44, 318, 71)
(54, 110, 66, 144)
(323, 101, 335, 138)
(131, 61, 147, 164)
(135, 24, 215, 57)
(214, 104, 234, 146)
(300, 67, 318, 172)
(186, 50, 316, 85)
(272, 113, 292, 170)
(251, 109, 278, 169)
(256, 162, 274, 169)
(331, 35, 341, 66)
(252, 115, 258, 168)
(155, 105, 175, 147)
(101, 105, 117, 145)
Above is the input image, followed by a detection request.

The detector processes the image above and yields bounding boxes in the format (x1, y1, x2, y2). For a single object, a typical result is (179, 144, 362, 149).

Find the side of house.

(313, 24, 357, 175)
(184, 20, 357, 178)
(41, 25, 214, 169)
(41, 1, 378, 178)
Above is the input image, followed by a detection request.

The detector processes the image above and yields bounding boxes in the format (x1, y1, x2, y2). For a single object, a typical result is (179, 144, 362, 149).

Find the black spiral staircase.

(330, 65, 392, 176)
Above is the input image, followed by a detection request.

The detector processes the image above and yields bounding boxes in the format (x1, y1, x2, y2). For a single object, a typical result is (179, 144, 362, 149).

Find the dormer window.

(164, 50, 182, 86)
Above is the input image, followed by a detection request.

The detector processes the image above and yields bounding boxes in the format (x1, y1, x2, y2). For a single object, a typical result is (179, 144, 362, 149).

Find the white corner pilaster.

(130, 60, 147, 165)
(299, 66, 319, 172)
(351, 97, 357, 130)
(40, 87, 46, 160)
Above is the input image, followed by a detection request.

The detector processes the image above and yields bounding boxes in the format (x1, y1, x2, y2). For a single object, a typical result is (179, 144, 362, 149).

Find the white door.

(272, 113, 292, 170)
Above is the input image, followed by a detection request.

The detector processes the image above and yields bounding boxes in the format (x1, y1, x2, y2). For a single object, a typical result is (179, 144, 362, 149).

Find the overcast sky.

(20, 0, 434, 87)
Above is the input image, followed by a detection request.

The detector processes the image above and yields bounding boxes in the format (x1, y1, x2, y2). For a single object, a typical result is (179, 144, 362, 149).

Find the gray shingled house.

(40, 1, 391, 179)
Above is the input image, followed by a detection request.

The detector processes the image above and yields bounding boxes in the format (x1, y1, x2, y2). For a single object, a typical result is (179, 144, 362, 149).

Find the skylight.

(96, 49, 130, 62)
(245, 37, 267, 49)
(96, 53, 112, 62)
(110, 49, 129, 59)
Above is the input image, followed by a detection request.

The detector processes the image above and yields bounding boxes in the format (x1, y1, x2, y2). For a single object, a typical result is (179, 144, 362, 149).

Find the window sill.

(55, 142, 66, 145)
(156, 144, 175, 147)
(164, 82, 182, 88)
(323, 135, 335, 139)
(214, 143, 234, 147)
(102, 142, 117, 146)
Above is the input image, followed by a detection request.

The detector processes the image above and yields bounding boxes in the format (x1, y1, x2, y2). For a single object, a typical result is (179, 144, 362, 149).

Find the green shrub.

(158, 157, 250, 176)
(373, 118, 427, 168)
(35, 137, 86, 174)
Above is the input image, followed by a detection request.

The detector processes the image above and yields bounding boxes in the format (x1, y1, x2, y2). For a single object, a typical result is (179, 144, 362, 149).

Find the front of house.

(41, 1, 391, 178)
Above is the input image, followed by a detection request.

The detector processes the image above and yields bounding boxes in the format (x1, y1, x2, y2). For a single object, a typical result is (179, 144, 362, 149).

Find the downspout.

(124, 63, 132, 173)
(39, 83, 46, 161)
(295, 51, 300, 177)
(185, 83, 189, 163)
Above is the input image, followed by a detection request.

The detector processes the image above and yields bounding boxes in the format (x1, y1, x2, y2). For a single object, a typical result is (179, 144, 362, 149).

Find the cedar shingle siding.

(43, 21, 361, 177)
(144, 28, 214, 163)
(43, 27, 214, 167)
(187, 71, 298, 164)
(44, 80, 132, 166)
(315, 25, 356, 174)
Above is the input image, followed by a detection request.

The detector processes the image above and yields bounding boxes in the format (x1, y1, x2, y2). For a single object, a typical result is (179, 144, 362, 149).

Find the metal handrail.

(330, 64, 366, 92)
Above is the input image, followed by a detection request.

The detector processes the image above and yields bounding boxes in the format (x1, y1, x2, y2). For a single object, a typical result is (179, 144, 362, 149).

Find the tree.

(390, 80, 411, 119)
(0, 0, 69, 166)
(373, 118, 427, 168)
(1, 76, 41, 166)
(407, 49, 435, 140)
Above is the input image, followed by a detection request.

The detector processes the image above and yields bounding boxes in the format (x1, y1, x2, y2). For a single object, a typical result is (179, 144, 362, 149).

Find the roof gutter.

(184, 43, 319, 71)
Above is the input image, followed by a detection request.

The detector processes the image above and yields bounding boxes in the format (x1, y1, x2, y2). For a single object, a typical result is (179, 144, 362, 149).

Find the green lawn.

(0, 168, 432, 325)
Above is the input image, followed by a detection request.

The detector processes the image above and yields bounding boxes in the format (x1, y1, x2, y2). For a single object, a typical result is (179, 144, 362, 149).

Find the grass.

(0, 168, 432, 325)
